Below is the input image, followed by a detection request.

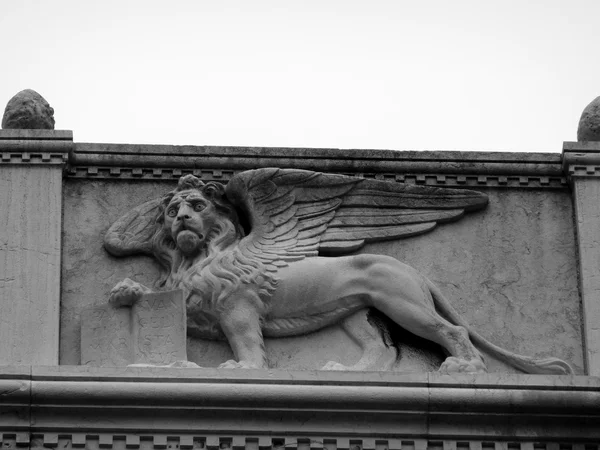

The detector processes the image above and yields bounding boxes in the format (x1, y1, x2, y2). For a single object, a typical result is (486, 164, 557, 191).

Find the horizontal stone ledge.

(75, 143, 560, 163)
(0, 129, 73, 140)
(0, 140, 73, 152)
(71, 147, 564, 177)
(563, 141, 600, 152)
(0, 130, 73, 165)
(1, 366, 599, 415)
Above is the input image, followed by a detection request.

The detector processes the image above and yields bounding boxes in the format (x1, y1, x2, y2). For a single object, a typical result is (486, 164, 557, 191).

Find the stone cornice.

(2, 366, 599, 442)
(0, 130, 73, 166)
(562, 141, 600, 179)
(67, 143, 567, 188)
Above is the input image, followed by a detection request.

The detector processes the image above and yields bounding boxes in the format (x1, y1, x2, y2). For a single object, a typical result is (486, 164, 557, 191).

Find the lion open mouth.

(176, 230, 204, 256)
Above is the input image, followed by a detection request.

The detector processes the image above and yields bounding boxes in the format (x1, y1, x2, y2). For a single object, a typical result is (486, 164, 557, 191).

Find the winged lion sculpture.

(104, 168, 573, 374)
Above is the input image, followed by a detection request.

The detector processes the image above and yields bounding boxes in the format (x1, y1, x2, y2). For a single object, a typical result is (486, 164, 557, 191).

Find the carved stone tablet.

(81, 290, 186, 367)
(81, 306, 131, 367)
(133, 290, 187, 365)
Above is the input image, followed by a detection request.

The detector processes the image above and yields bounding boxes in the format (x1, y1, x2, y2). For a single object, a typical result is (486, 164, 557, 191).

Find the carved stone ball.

(2, 89, 55, 130)
(577, 96, 600, 141)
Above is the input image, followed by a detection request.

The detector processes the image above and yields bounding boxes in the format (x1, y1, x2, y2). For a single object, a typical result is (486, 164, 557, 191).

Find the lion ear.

(203, 182, 225, 199)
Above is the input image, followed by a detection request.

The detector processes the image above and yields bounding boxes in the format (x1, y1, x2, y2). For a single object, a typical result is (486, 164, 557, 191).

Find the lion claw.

(439, 357, 487, 374)
(109, 278, 151, 307)
(321, 361, 349, 371)
(218, 359, 261, 369)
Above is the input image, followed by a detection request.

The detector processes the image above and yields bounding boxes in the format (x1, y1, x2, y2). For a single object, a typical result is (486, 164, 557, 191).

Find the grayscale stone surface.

(2, 108, 600, 445)
(81, 290, 187, 366)
(60, 176, 584, 373)
(563, 141, 600, 375)
(0, 130, 72, 365)
(578, 96, 600, 141)
(65, 169, 573, 375)
(2, 367, 600, 442)
(2, 89, 55, 130)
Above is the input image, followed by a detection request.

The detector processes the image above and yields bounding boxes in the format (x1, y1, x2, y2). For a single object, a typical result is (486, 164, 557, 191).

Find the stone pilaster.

(563, 141, 600, 375)
(0, 129, 72, 365)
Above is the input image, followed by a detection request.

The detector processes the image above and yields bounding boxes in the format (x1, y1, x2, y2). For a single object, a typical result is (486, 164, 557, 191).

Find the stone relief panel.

(371, 188, 583, 373)
(60, 175, 583, 374)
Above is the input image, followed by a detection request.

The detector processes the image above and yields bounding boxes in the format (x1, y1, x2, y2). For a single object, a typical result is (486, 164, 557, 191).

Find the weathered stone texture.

(578, 96, 600, 141)
(0, 166, 61, 364)
(2, 89, 55, 130)
(60, 181, 583, 373)
(369, 189, 583, 374)
(570, 179, 600, 375)
(81, 290, 187, 366)
(60, 180, 163, 365)
(3, 367, 600, 442)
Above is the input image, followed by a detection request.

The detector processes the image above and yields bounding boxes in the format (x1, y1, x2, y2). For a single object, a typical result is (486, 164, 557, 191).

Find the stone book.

(81, 290, 187, 367)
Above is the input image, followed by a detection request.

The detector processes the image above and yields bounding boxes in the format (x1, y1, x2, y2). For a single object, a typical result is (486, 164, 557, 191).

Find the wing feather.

(226, 168, 488, 266)
(321, 222, 438, 243)
(104, 198, 162, 256)
(296, 199, 343, 219)
(329, 208, 464, 227)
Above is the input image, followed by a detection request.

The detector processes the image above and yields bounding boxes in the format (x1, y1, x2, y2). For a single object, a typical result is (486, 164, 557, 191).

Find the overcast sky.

(1, 0, 599, 152)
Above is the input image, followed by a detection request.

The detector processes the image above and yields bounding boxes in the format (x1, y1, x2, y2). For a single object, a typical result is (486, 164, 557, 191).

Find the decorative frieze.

(65, 143, 566, 189)
(65, 165, 567, 188)
(1, 434, 595, 450)
(1, 152, 69, 165)
(0, 130, 72, 166)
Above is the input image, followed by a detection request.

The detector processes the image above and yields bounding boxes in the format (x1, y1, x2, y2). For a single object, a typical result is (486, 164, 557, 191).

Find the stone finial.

(2, 89, 55, 130)
(578, 96, 600, 141)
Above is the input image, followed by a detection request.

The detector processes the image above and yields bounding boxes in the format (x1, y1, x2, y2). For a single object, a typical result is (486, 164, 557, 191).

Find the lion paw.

(218, 359, 261, 369)
(109, 278, 151, 307)
(321, 361, 350, 371)
(439, 357, 487, 374)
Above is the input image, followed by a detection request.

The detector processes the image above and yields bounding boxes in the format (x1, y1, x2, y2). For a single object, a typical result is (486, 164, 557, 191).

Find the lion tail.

(425, 279, 574, 375)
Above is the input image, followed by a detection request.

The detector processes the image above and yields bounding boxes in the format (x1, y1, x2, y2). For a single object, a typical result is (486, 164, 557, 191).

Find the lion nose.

(177, 205, 193, 221)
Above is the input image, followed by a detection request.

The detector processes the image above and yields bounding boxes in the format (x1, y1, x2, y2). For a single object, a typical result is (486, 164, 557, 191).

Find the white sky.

(1, 0, 599, 152)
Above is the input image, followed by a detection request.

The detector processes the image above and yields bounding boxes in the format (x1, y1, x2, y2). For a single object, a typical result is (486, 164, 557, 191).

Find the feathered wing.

(225, 168, 488, 271)
(104, 198, 163, 257)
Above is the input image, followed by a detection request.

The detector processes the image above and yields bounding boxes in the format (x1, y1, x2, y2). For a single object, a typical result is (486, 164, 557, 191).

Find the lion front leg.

(218, 296, 267, 370)
(109, 278, 152, 307)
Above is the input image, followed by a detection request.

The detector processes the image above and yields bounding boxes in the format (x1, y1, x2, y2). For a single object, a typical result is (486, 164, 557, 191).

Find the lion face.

(163, 189, 219, 256)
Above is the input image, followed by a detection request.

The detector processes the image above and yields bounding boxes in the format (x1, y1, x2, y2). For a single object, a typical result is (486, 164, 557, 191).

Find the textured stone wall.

(365, 189, 583, 373)
(1, 166, 62, 365)
(60, 179, 583, 373)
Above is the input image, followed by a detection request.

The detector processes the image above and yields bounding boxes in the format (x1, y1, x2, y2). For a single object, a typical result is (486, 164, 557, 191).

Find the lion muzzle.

(176, 230, 203, 255)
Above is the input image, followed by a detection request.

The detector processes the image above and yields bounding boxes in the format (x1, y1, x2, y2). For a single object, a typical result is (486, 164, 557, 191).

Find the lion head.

(145, 175, 276, 314)
(151, 175, 245, 267)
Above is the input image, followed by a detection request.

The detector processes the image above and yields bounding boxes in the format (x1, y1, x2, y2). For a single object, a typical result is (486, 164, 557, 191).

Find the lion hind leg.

(424, 280, 574, 375)
(374, 297, 486, 374)
(321, 309, 397, 371)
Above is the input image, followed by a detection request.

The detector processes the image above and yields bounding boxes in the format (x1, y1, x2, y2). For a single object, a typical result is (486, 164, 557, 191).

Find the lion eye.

(167, 208, 178, 217)
(193, 203, 206, 212)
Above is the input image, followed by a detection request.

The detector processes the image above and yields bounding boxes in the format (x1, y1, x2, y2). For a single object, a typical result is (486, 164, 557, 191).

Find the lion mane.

(148, 175, 278, 313)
